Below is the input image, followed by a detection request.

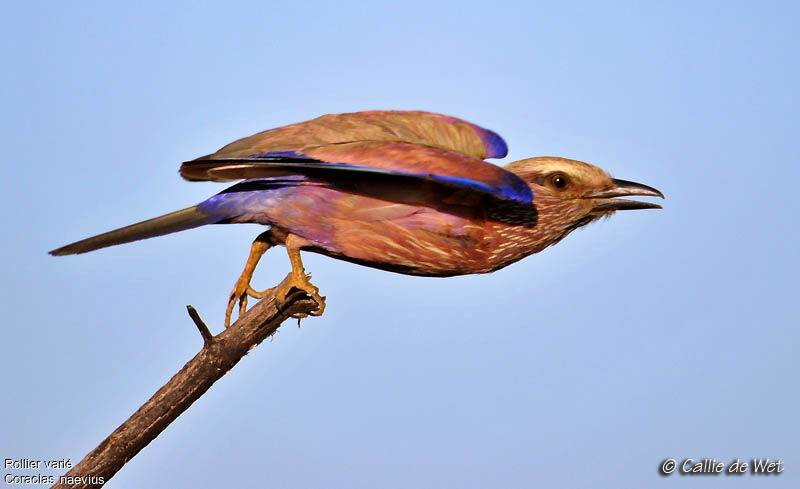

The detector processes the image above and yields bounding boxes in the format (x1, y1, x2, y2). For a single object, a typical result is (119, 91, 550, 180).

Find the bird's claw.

(225, 276, 269, 328)
(224, 272, 325, 327)
(275, 272, 326, 319)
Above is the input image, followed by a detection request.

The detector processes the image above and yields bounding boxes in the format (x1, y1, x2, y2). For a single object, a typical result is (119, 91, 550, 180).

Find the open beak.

(588, 178, 664, 212)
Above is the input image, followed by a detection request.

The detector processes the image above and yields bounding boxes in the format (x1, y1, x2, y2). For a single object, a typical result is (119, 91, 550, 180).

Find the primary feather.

(180, 110, 508, 180)
(181, 141, 532, 205)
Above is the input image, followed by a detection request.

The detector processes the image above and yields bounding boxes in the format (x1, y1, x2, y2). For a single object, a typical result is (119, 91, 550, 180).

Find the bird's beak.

(587, 178, 664, 211)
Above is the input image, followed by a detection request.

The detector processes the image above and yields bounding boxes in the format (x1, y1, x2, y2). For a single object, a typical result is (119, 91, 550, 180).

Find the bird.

(50, 110, 663, 326)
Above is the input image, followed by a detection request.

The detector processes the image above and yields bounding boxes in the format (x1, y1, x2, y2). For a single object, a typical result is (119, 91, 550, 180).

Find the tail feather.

(49, 206, 220, 256)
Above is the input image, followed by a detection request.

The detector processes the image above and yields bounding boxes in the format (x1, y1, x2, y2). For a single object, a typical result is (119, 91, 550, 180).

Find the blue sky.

(1, 1, 797, 488)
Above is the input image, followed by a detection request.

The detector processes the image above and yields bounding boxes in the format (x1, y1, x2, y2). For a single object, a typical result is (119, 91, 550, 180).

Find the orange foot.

(225, 232, 325, 327)
(268, 270, 326, 319)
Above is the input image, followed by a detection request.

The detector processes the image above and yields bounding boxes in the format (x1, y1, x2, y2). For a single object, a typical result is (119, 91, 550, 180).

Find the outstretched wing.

(188, 110, 507, 166)
(181, 141, 532, 205)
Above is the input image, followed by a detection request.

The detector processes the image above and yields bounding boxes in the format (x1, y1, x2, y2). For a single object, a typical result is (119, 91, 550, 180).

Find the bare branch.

(186, 305, 214, 346)
(51, 274, 322, 489)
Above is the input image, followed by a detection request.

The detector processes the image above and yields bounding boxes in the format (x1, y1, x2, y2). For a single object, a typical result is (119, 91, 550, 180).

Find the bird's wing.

(180, 141, 533, 205)
(190, 110, 508, 165)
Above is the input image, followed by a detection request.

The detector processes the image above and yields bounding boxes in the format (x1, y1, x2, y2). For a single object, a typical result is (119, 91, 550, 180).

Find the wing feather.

(180, 141, 532, 205)
(197, 110, 508, 162)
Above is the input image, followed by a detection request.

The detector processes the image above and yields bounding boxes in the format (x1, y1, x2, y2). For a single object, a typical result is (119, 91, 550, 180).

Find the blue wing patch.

(238, 151, 533, 204)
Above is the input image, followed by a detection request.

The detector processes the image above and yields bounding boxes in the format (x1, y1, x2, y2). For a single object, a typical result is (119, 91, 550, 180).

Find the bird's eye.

(549, 173, 570, 190)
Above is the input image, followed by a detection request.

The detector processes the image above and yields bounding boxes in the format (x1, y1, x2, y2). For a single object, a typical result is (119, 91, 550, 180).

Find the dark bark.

(50, 276, 321, 489)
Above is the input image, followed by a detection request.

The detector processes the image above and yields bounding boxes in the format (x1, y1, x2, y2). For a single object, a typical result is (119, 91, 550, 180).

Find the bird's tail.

(49, 205, 222, 256)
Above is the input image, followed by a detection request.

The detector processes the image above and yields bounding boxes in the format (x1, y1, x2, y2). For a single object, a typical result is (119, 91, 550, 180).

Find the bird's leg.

(225, 233, 326, 327)
(225, 231, 272, 327)
(269, 234, 326, 319)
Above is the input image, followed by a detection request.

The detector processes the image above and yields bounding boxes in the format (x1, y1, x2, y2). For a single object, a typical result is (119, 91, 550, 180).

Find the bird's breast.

(262, 187, 551, 277)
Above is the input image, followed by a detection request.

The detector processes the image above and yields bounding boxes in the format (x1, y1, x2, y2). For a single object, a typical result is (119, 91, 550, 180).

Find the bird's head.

(505, 156, 663, 239)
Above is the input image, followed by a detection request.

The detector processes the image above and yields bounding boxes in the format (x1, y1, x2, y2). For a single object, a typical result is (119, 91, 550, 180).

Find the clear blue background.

(2, 1, 797, 488)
